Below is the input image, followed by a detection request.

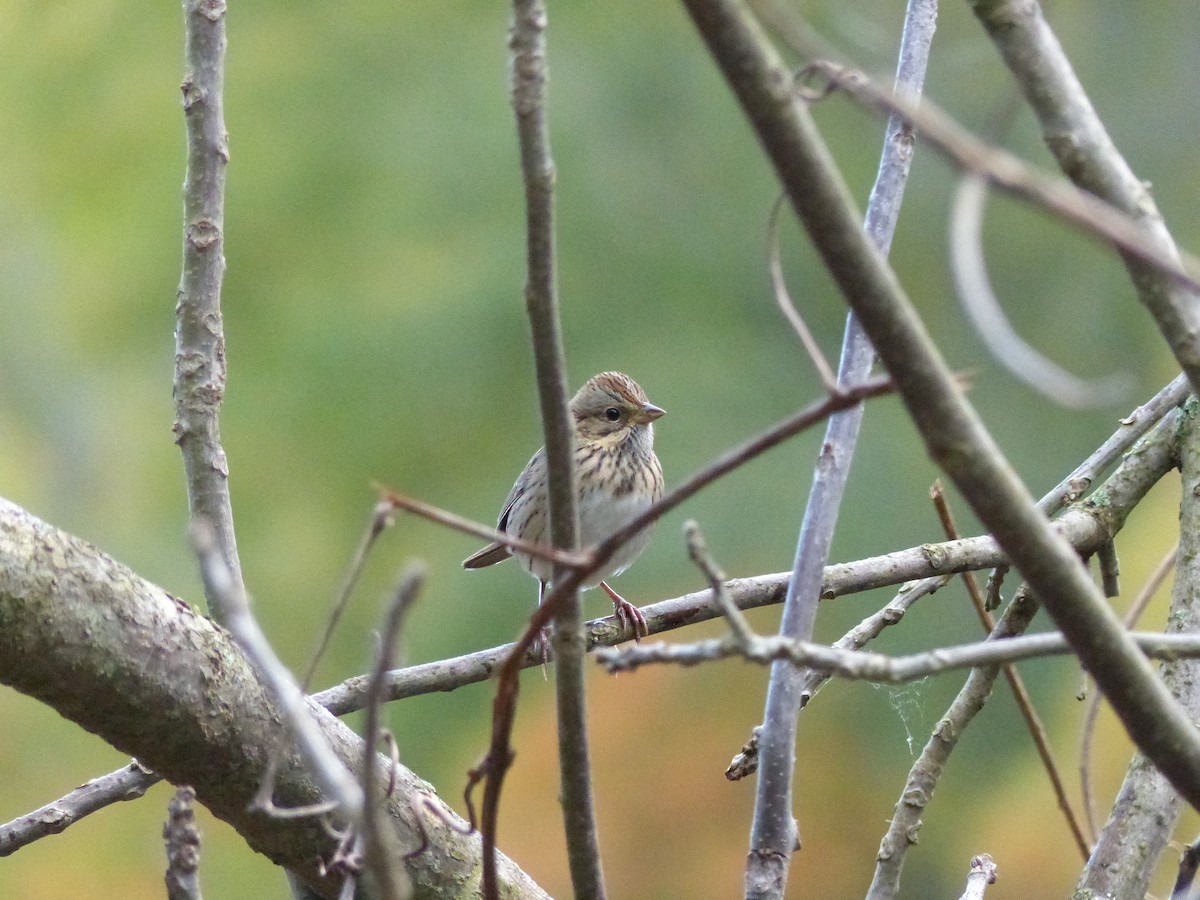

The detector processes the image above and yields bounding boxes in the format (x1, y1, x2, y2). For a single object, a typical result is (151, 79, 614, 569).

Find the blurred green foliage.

(1, 1, 1197, 897)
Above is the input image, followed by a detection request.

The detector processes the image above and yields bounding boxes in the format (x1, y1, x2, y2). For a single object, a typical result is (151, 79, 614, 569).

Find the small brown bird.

(463, 372, 664, 638)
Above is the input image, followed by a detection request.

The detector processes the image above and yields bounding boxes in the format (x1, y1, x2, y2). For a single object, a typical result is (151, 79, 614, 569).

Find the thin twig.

(360, 565, 425, 900)
(175, 0, 241, 624)
(685, 522, 755, 643)
(683, 0, 1200, 822)
(0, 761, 160, 857)
(1079, 543, 1177, 842)
(192, 520, 364, 823)
(598, 625, 1200, 681)
(302, 501, 397, 691)
(502, 1, 602, 897)
(1171, 835, 1200, 900)
(930, 482, 1089, 860)
(250, 753, 339, 821)
(381, 490, 589, 572)
(766, 194, 837, 390)
(1096, 540, 1121, 598)
(254, 503, 401, 842)
(747, 1, 937, 891)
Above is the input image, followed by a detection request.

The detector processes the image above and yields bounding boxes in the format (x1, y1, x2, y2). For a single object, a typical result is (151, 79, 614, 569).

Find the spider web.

(873, 679, 929, 756)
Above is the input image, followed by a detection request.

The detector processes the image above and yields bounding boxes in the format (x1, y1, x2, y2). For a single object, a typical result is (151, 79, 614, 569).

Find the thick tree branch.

(0, 497, 547, 900)
(681, 0, 1200, 819)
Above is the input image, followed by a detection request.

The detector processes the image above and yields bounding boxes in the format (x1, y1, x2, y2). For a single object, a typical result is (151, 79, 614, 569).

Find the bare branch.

(193, 520, 364, 824)
(684, 521, 755, 644)
(866, 587, 1038, 900)
(499, 2, 603, 897)
(931, 482, 1089, 860)
(0, 761, 160, 857)
(360, 565, 425, 900)
(970, 0, 1200, 396)
(1077, 402, 1200, 898)
(0, 497, 547, 898)
(598, 625, 1200, 682)
(682, 0, 1200, 820)
(381, 490, 589, 572)
(748, 2, 936, 890)
(164, 786, 204, 900)
(175, 0, 242, 624)
(766, 194, 838, 390)
(301, 501, 397, 692)
(957, 854, 997, 900)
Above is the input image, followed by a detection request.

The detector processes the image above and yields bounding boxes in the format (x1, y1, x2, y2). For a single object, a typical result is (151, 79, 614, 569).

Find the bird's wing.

(461, 447, 544, 569)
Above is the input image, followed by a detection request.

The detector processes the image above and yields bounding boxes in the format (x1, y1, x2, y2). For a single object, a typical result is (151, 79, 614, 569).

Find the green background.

(1, 1, 1197, 897)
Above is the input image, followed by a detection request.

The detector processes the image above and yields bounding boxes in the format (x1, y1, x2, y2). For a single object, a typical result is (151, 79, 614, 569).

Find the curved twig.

(950, 174, 1131, 408)
(970, 0, 1200, 396)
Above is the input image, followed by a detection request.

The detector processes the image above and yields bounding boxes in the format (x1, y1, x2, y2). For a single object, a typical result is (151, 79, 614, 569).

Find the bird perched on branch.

(463, 371, 664, 642)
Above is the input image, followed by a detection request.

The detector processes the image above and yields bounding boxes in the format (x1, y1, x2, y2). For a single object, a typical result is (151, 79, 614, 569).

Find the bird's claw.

(601, 581, 649, 641)
(532, 626, 553, 670)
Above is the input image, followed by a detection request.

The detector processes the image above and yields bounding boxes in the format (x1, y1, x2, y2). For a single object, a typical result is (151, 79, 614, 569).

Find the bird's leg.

(534, 580, 552, 672)
(600, 581, 649, 641)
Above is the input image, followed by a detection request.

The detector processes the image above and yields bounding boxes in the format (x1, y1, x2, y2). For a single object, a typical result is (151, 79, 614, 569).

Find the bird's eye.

(604, 407, 621, 422)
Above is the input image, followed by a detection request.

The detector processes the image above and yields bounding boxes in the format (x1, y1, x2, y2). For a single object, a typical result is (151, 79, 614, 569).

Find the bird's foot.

(600, 581, 649, 641)
(531, 626, 553, 677)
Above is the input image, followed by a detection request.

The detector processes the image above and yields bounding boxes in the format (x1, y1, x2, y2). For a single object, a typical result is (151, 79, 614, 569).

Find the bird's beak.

(634, 403, 665, 425)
